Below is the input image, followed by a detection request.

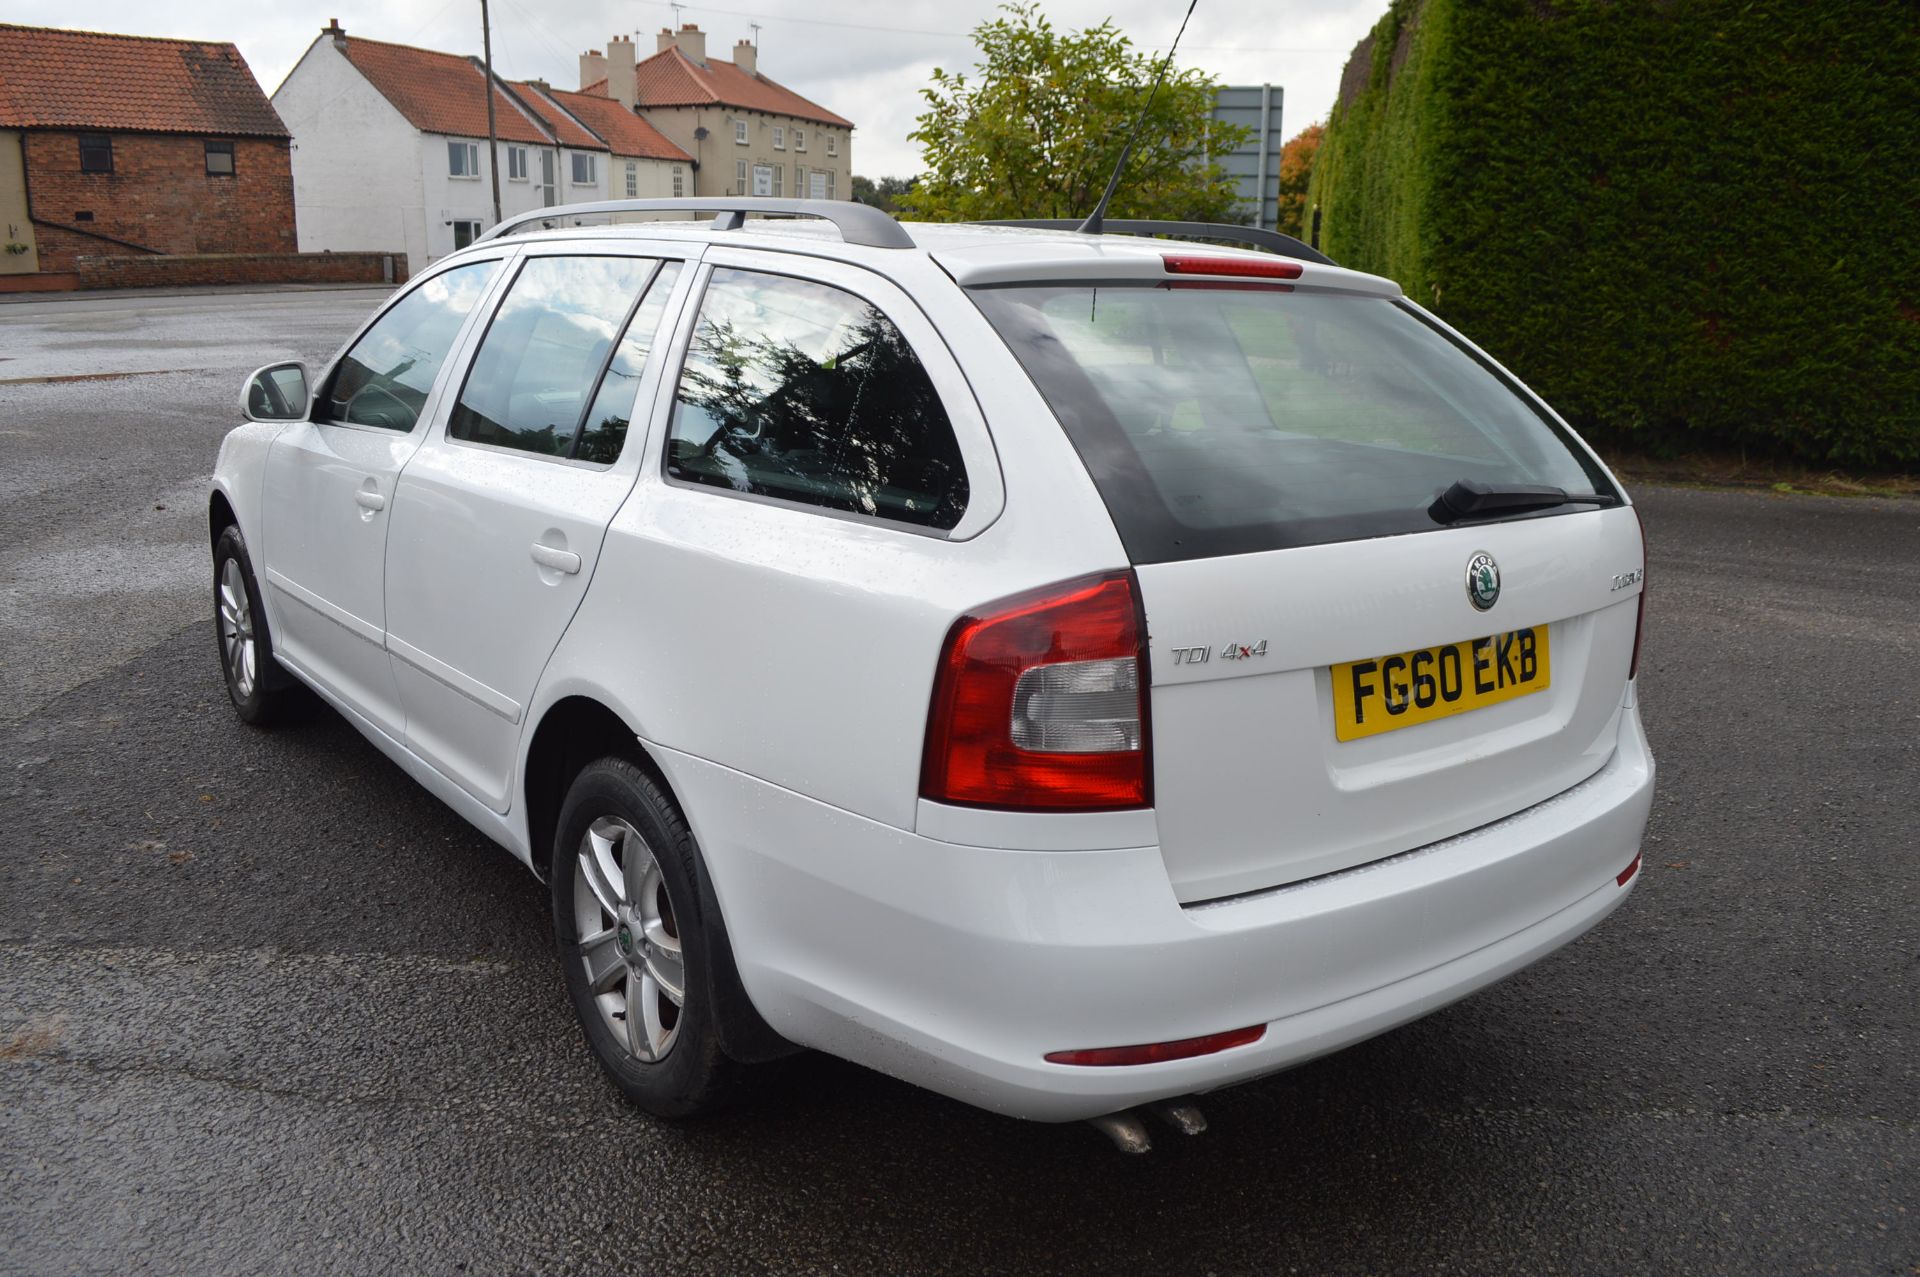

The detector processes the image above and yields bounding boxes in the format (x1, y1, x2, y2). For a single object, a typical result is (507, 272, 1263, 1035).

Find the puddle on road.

(0, 367, 216, 387)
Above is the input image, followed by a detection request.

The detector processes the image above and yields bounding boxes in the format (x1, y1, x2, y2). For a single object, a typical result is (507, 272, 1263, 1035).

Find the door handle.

(530, 543, 581, 574)
(354, 489, 386, 512)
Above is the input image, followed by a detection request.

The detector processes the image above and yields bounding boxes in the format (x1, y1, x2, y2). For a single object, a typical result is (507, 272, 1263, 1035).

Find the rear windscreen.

(970, 284, 1616, 562)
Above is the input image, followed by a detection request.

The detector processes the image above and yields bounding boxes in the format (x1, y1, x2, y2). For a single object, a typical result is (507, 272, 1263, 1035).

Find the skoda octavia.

(209, 200, 1652, 1127)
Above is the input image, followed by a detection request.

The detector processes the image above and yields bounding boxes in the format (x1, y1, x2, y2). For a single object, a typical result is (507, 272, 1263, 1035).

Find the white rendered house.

(273, 21, 692, 272)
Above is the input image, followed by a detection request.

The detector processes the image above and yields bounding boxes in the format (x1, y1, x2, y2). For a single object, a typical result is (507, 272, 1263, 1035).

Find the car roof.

(439, 211, 1403, 298)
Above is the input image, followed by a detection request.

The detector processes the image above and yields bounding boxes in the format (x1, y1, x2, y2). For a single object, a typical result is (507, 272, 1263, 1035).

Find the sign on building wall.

(1211, 85, 1284, 231)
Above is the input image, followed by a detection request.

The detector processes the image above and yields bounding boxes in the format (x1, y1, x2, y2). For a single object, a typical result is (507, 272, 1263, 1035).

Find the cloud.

(9, 0, 1381, 177)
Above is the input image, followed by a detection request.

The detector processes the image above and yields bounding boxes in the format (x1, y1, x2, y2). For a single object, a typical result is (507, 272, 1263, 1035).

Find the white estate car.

(210, 199, 1652, 1136)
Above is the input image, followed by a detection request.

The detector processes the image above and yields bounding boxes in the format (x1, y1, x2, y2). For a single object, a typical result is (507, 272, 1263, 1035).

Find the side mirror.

(240, 361, 310, 422)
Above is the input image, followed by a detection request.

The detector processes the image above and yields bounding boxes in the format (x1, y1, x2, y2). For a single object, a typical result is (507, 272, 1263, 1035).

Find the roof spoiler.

(973, 219, 1334, 266)
(477, 197, 914, 249)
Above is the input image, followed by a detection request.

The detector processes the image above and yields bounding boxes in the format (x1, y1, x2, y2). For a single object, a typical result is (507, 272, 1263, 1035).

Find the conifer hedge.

(1305, 0, 1920, 465)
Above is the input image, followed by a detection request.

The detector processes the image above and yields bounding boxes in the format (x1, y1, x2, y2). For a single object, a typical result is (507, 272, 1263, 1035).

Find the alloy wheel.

(218, 558, 257, 699)
(574, 815, 685, 1061)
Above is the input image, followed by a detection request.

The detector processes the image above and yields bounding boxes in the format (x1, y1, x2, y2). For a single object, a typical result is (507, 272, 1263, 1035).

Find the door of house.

(539, 149, 556, 207)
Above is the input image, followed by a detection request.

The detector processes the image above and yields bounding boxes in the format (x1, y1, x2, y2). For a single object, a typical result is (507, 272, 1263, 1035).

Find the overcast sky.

(10, 0, 1382, 176)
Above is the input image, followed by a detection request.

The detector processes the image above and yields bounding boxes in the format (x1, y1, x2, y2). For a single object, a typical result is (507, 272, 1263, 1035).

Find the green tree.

(1273, 122, 1323, 239)
(898, 3, 1249, 223)
(850, 175, 919, 215)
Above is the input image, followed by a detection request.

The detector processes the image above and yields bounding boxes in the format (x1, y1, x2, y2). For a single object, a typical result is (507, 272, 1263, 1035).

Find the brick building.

(0, 24, 295, 281)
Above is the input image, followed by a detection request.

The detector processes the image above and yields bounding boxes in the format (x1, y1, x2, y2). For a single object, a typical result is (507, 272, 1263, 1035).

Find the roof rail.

(477, 198, 916, 250)
(976, 219, 1334, 266)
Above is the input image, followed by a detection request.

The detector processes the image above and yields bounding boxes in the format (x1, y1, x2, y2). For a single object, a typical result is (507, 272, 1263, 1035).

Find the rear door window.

(665, 268, 970, 531)
(449, 255, 666, 461)
(971, 284, 1616, 562)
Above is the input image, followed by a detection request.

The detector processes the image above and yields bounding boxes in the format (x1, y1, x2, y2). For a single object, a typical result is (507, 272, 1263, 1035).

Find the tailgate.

(1140, 507, 1642, 902)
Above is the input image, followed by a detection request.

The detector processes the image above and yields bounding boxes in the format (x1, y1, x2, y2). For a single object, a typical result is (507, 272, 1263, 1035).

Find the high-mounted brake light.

(1161, 253, 1303, 280)
(921, 572, 1151, 811)
(1045, 1024, 1266, 1067)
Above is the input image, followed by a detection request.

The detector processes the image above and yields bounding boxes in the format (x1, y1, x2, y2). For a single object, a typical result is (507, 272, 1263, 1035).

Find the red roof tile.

(0, 23, 286, 136)
(539, 87, 692, 163)
(626, 47, 852, 130)
(339, 36, 551, 145)
(505, 83, 603, 151)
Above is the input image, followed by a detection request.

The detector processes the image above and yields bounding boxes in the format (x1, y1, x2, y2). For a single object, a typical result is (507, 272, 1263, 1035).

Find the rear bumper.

(654, 702, 1654, 1122)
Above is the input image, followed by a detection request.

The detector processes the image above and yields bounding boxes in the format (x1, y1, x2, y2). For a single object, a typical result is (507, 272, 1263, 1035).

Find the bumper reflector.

(1045, 1024, 1266, 1067)
(1617, 852, 1642, 886)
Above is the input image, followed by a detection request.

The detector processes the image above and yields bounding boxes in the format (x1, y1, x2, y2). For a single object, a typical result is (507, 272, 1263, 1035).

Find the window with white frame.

(448, 140, 480, 178)
(571, 152, 596, 185)
(625, 162, 638, 197)
(736, 159, 748, 193)
(795, 128, 806, 152)
(826, 170, 836, 199)
(734, 120, 747, 144)
(772, 125, 785, 150)
(451, 219, 483, 249)
(771, 163, 783, 197)
(673, 166, 686, 197)
(826, 133, 837, 157)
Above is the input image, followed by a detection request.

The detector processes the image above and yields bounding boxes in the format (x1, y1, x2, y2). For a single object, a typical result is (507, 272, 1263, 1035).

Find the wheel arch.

(209, 488, 239, 549)
(522, 693, 798, 1065)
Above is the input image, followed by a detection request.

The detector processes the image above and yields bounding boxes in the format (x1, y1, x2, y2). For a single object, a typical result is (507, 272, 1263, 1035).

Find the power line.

(637, 1, 1335, 48)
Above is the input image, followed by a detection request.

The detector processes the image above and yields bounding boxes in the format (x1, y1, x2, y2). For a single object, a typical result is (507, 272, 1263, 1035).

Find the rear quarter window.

(665, 268, 970, 531)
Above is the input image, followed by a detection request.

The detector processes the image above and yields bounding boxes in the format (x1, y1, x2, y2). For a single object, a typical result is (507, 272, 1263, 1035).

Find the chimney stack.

(733, 39, 756, 77)
(606, 35, 636, 110)
(656, 27, 676, 54)
(673, 23, 707, 66)
(323, 18, 346, 48)
(578, 47, 607, 92)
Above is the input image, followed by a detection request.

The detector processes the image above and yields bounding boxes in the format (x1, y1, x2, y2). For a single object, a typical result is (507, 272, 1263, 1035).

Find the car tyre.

(553, 755, 751, 1118)
(213, 525, 297, 725)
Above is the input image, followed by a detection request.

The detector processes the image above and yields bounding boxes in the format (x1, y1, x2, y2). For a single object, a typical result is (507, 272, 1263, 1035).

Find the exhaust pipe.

(1086, 1111, 1153, 1154)
(1085, 1097, 1209, 1153)
(1147, 1099, 1207, 1136)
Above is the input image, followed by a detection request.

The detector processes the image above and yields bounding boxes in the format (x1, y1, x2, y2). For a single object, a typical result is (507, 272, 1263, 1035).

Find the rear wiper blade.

(1429, 478, 1617, 523)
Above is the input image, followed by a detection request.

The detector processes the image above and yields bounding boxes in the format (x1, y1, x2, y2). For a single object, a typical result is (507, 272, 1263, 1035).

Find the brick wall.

(24, 131, 296, 271)
(69, 251, 406, 290)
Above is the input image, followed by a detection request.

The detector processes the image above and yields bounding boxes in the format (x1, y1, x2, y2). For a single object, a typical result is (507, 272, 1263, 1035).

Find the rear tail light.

(921, 571, 1151, 811)
(1630, 505, 1647, 679)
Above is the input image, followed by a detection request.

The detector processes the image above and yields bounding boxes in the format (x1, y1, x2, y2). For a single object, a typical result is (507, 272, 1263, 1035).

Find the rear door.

(382, 246, 692, 812)
(971, 275, 1644, 903)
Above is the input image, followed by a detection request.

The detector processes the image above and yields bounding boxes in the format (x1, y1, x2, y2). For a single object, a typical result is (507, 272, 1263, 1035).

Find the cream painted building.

(0, 130, 38, 275)
(578, 26, 852, 202)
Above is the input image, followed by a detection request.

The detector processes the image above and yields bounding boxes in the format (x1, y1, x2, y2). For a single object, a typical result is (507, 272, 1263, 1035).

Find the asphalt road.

(0, 285, 395, 724)
(2, 289, 1916, 1275)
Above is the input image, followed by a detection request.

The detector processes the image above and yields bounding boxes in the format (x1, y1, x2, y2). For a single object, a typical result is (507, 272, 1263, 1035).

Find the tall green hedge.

(1306, 0, 1920, 465)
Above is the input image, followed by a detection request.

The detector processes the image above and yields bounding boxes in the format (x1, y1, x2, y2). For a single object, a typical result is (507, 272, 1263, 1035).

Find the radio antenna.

(1078, 0, 1200, 236)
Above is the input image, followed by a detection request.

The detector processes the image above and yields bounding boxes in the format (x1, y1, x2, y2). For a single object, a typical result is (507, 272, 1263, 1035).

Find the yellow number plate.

(1330, 625, 1550, 742)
